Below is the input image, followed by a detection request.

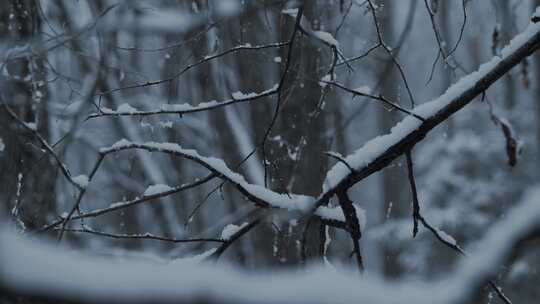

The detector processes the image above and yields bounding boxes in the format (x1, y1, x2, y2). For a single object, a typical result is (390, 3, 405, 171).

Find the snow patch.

(25, 122, 37, 131)
(101, 139, 132, 153)
(144, 184, 173, 196)
(116, 103, 138, 114)
(312, 31, 339, 47)
(221, 223, 248, 240)
(232, 91, 258, 100)
(435, 228, 457, 246)
(72, 175, 89, 189)
(281, 8, 298, 17)
(319, 74, 333, 87)
(355, 86, 371, 95)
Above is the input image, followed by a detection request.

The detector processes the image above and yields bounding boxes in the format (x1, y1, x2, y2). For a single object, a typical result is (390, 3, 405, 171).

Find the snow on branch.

(2, 187, 539, 303)
(97, 140, 365, 228)
(40, 173, 216, 232)
(320, 15, 540, 200)
(88, 85, 278, 119)
(54, 227, 225, 244)
(97, 40, 288, 96)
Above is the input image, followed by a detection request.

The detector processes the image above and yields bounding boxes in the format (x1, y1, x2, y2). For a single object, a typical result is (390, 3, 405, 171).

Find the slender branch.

(1, 101, 84, 191)
(366, 0, 416, 107)
(336, 190, 364, 273)
(405, 150, 511, 303)
(405, 150, 420, 237)
(322, 80, 426, 121)
(57, 154, 105, 243)
(98, 42, 288, 96)
(418, 216, 512, 304)
(324, 152, 356, 174)
(261, 5, 305, 187)
(87, 85, 278, 119)
(209, 217, 263, 260)
(57, 227, 226, 244)
(40, 173, 217, 232)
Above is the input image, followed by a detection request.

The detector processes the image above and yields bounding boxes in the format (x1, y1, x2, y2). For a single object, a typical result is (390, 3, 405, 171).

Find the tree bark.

(0, 0, 56, 230)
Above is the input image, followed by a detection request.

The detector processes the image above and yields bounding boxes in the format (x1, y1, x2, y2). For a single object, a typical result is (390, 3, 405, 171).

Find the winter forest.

(1, 0, 540, 303)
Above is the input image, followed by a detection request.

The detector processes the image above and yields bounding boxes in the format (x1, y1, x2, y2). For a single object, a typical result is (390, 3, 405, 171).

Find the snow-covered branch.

(95, 140, 365, 228)
(319, 14, 540, 202)
(87, 85, 278, 119)
(40, 173, 217, 232)
(2, 186, 539, 303)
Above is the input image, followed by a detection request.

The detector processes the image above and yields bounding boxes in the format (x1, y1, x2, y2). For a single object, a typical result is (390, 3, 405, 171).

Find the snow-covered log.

(2, 187, 539, 304)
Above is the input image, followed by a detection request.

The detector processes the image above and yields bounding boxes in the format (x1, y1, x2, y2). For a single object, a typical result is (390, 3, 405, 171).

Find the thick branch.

(319, 20, 540, 206)
(336, 190, 364, 272)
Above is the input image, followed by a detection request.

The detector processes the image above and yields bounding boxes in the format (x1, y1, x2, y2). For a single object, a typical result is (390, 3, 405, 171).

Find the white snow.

(319, 74, 333, 87)
(158, 121, 173, 129)
(323, 115, 423, 192)
(232, 91, 258, 99)
(312, 31, 339, 47)
(25, 122, 37, 131)
(355, 86, 371, 95)
(116, 103, 138, 113)
(281, 8, 298, 17)
(143, 184, 173, 196)
(91, 85, 278, 118)
(435, 228, 457, 246)
(108, 201, 127, 209)
(221, 223, 248, 240)
(72, 175, 89, 189)
(160, 100, 218, 112)
(1, 185, 538, 303)
(101, 138, 132, 152)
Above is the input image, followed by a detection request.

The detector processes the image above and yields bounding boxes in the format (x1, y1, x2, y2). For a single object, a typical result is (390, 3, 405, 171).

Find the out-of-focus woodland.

(1, 0, 540, 303)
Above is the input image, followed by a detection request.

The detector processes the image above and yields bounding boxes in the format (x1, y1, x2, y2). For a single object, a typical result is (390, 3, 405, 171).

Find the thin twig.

(57, 227, 226, 244)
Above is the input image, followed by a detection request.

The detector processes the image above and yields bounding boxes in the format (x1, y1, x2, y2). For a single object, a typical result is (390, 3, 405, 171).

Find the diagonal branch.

(318, 18, 540, 210)
(405, 150, 511, 303)
(42, 140, 360, 230)
(336, 190, 364, 272)
(322, 81, 426, 121)
(56, 227, 226, 244)
(405, 150, 421, 237)
(1, 101, 84, 191)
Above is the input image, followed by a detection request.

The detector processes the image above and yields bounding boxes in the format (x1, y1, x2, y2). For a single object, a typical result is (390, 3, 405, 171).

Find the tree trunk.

(0, 0, 56, 230)
(534, 0, 540, 177)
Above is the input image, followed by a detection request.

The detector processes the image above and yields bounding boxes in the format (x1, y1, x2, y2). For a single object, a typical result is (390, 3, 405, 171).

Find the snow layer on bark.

(323, 17, 540, 192)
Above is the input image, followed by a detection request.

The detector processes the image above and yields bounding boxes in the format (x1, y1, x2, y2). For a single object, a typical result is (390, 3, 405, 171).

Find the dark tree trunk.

(0, 0, 56, 230)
